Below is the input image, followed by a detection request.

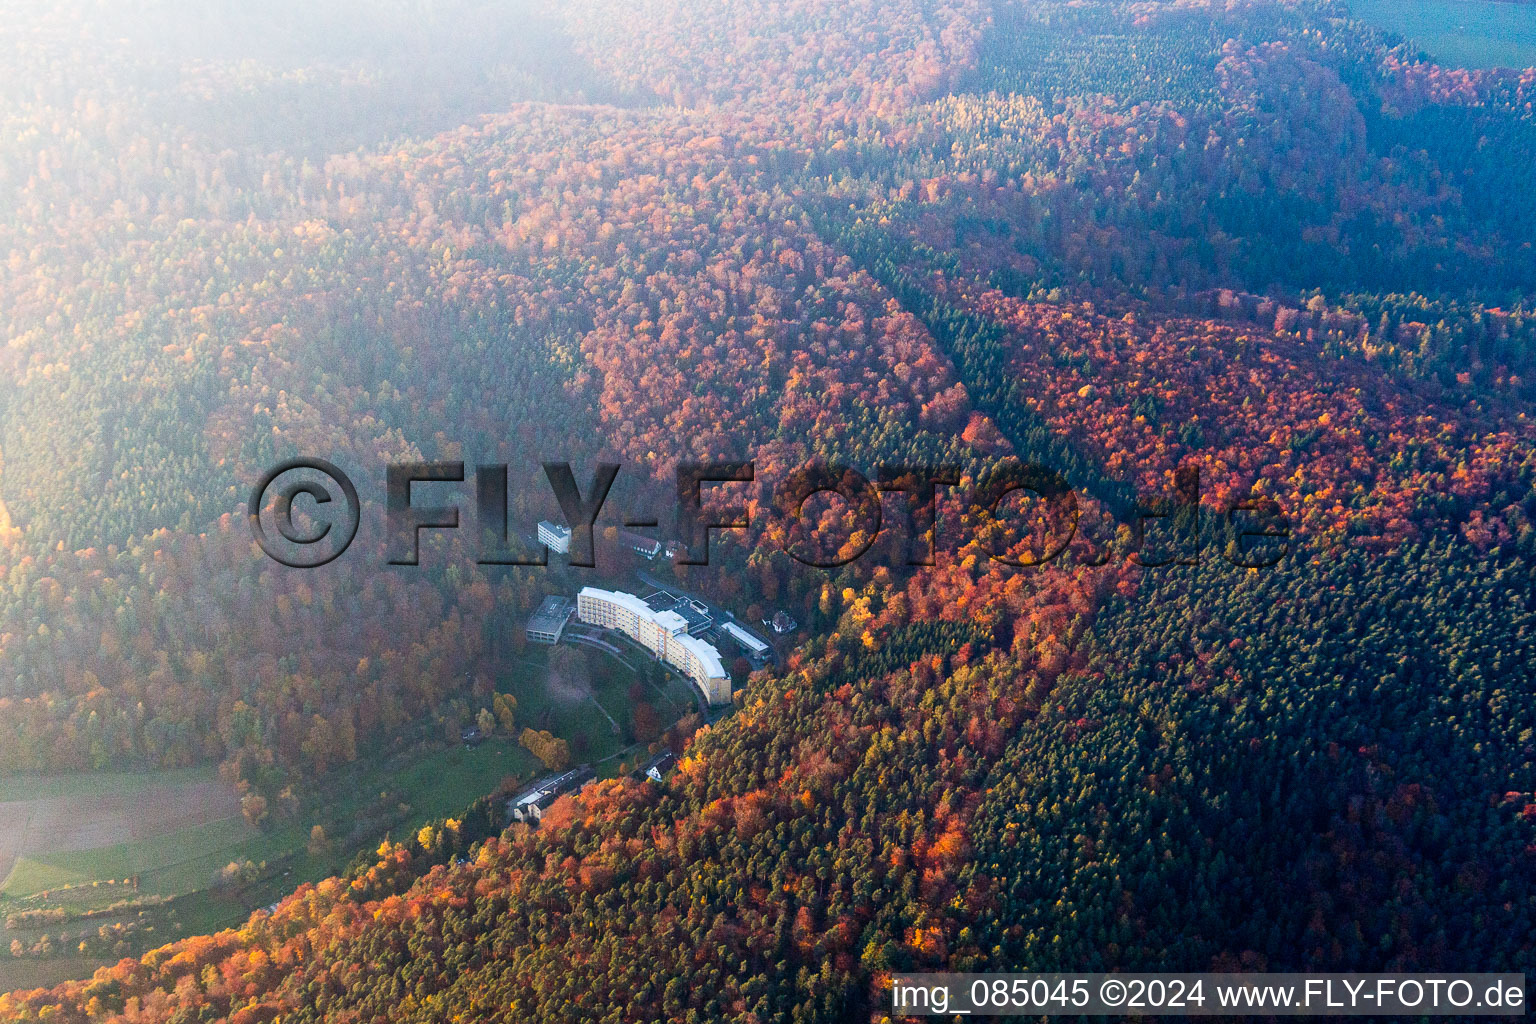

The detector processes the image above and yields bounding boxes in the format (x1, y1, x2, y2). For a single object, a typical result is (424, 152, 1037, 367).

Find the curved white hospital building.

(577, 587, 732, 705)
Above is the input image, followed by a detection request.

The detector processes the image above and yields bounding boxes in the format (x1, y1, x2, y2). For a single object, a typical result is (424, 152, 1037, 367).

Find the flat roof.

(653, 609, 688, 632)
(538, 519, 571, 538)
(675, 602, 711, 629)
(722, 621, 769, 653)
(527, 595, 572, 633)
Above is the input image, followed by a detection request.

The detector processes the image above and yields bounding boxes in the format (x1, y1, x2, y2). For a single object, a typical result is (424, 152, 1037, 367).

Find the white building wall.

(722, 621, 769, 655)
(577, 587, 732, 705)
(538, 520, 572, 554)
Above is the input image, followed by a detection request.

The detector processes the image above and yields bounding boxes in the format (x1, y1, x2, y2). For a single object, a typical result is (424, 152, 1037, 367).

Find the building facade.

(537, 520, 572, 554)
(577, 587, 731, 705)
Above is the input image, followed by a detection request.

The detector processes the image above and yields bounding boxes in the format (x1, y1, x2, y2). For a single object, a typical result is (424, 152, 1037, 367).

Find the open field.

(0, 730, 545, 994)
(1350, 0, 1536, 68)
(4, 817, 294, 902)
(0, 771, 250, 993)
(0, 770, 242, 895)
(504, 644, 694, 762)
(0, 641, 678, 994)
(1, 740, 540, 902)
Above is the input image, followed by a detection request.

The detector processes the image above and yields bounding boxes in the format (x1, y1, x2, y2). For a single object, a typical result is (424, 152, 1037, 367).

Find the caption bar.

(890, 973, 1526, 1016)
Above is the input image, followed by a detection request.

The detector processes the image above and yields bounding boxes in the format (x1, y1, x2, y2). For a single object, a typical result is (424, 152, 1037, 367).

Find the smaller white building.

(537, 520, 572, 554)
(722, 621, 769, 655)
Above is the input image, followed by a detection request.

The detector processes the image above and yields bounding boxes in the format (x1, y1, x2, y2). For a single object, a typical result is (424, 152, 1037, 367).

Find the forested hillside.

(0, 0, 1532, 1019)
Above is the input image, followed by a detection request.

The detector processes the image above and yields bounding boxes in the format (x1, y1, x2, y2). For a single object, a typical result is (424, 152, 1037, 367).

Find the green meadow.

(0, 637, 685, 993)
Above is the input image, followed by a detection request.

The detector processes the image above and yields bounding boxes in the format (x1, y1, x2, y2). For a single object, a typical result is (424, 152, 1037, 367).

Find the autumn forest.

(0, 0, 1532, 1019)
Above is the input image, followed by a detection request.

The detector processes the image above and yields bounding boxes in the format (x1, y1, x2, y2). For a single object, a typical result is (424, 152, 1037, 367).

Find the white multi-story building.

(537, 520, 572, 554)
(577, 587, 731, 705)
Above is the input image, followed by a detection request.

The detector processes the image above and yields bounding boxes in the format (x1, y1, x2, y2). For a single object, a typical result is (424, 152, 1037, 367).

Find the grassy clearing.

(0, 767, 214, 805)
(0, 640, 675, 993)
(387, 736, 536, 823)
(504, 649, 628, 764)
(0, 737, 538, 899)
(0, 735, 543, 993)
(2, 818, 265, 900)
